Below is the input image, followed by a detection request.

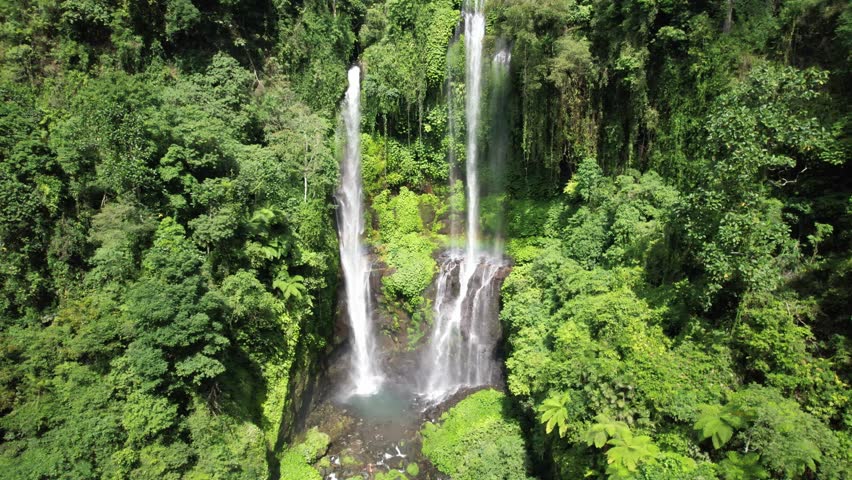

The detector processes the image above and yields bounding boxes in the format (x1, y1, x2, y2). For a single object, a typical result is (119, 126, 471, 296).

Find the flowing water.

(314, 5, 513, 477)
(423, 251, 505, 401)
(337, 66, 383, 396)
(422, 0, 509, 402)
(462, 0, 486, 261)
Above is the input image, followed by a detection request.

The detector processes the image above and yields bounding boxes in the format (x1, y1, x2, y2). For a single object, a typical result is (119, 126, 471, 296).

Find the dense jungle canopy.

(0, 0, 849, 479)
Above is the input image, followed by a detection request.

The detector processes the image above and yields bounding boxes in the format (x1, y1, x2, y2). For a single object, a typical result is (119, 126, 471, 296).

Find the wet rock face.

(302, 380, 503, 480)
(419, 251, 510, 400)
(303, 384, 437, 480)
(334, 252, 415, 341)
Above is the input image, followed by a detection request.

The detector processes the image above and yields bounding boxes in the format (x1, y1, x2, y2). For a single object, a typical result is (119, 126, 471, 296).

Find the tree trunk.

(304, 141, 310, 202)
(723, 0, 734, 34)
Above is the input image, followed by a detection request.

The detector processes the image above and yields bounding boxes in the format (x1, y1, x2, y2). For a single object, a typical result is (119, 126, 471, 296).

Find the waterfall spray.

(487, 43, 512, 256)
(338, 66, 383, 396)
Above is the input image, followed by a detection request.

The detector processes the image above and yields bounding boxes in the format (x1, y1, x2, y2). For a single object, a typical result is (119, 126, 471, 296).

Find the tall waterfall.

(462, 0, 486, 263)
(423, 0, 507, 401)
(337, 66, 383, 396)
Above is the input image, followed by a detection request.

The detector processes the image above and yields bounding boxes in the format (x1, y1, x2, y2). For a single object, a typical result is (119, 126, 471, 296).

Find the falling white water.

(423, 0, 507, 402)
(337, 66, 383, 396)
(493, 48, 511, 66)
(463, 0, 485, 264)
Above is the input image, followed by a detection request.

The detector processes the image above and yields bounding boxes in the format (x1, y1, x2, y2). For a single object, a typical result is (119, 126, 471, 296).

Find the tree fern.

(718, 452, 770, 480)
(273, 271, 307, 303)
(605, 433, 659, 473)
(694, 404, 750, 449)
(538, 392, 571, 437)
(583, 414, 630, 448)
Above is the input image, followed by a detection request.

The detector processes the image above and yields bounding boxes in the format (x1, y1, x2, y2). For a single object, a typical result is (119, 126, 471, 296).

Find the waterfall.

(487, 44, 512, 256)
(422, 0, 507, 401)
(462, 0, 486, 264)
(337, 66, 383, 396)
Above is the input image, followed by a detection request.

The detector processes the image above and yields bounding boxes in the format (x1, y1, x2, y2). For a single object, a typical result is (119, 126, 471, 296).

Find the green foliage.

(123, 218, 228, 389)
(381, 232, 437, 309)
(421, 389, 533, 480)
(0, 7, 342, 475)
(281, 1, 358, 113)
(725, 385, 837, 478)
(373, 187, 426, 241)
(584, 415, 661, 478)
(274, 273, 308, 303)
(678, 63, 843, 307)
(584, 414, 631, 449)
(278, 450, 322, 480)
(539, 391, 571, 437)
(606, 433, 660, 478)
(277, 427, 329, 480)
(0, 1, 850, 479)
(636, 452, 715, 480)
(372, 187, 439, 310)
(694, 404, 749, 449)
(718, 452, 770, 480)
(184, 407, 269, 479)
(361, 0, 458, 134)
(291, 427, 330, 464)
(500, 55, 848, 476)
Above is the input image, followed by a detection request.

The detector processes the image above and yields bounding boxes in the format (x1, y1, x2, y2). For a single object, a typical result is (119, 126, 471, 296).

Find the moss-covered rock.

(278, 450, 321, 480)
(277, 427, 329, 480)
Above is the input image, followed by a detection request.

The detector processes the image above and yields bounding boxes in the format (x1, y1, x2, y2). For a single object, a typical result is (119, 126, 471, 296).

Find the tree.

(678, 63, 843, 308)
(119, 218, 228, 393)
(273, 271, 308, 304)
(259, 82, 334, 203)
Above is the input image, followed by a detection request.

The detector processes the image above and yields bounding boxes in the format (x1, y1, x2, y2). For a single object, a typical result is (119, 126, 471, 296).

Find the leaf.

(594, 431, 607, 449)
(273, 272, 307, 302)
(538, 392, 571, 438)
(584, 414, 630, 448)
(606, 434, 659, 473)
(719, 451, 770, 480)
(694, 404, 748, 449)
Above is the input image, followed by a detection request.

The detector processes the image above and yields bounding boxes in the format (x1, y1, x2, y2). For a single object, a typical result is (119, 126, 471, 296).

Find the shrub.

(421, 389, 532, 480)
(382, 232, 436, 308)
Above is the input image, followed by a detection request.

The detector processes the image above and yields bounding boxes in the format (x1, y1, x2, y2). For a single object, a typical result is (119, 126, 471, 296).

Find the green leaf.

(538, 392, 571, 438)
(606, 434, 659, 473)
(584, 414, 630, 448)
(719, 452, 770, 480)
(694, 404, 749, 449)
(594, 431, 607, 449)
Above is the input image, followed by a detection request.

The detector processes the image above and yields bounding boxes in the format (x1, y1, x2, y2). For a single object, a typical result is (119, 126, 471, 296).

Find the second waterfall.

(422, 0, 509, 401)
